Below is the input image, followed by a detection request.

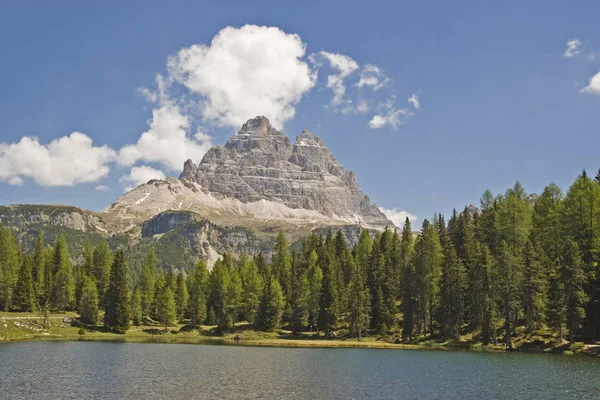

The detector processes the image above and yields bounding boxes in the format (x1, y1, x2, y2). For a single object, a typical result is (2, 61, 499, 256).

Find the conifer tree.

(256, 275, 285, 331)
(209, 259, 232, 333)
(496, 241, 521, 350)
(175, 272, 189, 321)
(103, 250, 130, 334)
(563, 240, 588, 343)
(51, 235, 74, 311)
(304, 250, 322, 332)
(289, 251, 308, 334)
(350, 230, 372, 340)
(187, 260, 209, 327)
(93, 240, 113, 306)
(14, 254, 36, 312)
(0, 224, 20, 310)
(399, 218, 415, 340)
(32, 231, 46, 302)
(239, 255, 262, 325)
(79, 276, 100, 325)
(272, 231, 292, 303)
(317, 234, 339, 332)
(521, 240, 546, 333)
(157, 287, 177, 330)
(138, 249, 158, 318)
(438, 234, 466, 342)
(130, 287, 142, 326)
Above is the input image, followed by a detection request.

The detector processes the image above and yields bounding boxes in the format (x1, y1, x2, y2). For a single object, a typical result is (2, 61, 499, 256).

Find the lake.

(1, 341, 599, 399)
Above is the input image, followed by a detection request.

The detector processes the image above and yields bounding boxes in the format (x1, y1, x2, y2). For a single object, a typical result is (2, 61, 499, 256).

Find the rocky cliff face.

(179, 116, 391, 228)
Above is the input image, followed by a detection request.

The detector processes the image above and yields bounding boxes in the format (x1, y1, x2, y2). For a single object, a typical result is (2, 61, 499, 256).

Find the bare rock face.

(179, 116, 391, 228)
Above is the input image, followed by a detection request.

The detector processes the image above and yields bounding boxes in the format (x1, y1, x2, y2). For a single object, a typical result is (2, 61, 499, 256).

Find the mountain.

(0, 116, 393, 269)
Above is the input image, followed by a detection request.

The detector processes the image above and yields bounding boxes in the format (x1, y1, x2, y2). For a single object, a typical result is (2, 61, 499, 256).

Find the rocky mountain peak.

(178, 116, 392, 229)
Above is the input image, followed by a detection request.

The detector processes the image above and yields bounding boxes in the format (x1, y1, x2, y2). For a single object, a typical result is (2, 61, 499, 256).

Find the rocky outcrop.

(180, 116, 391, 228)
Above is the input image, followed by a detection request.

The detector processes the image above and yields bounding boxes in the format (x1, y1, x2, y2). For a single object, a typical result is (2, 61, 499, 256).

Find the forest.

(1, 169, 599, 349)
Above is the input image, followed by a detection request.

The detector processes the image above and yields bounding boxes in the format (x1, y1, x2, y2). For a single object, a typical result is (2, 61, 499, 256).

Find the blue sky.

(1, 0, 599, 226)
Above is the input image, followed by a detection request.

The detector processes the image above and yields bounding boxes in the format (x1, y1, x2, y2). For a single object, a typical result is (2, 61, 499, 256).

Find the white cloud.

(167, 25, 316, 128)
(408, 93, 420, 109)
(355, 64, 389, 90)
(313, 51, 359, 109)
(119, 165, 166, 192)
(368, 108, 414, 129)
(581, 71, 600, 94)
(118, 75, 212, 171)
(379, 207, 418, 228)
(95, 185, 110, 192)
(0, 132, 115, 186)
(564, 39, 582, 58)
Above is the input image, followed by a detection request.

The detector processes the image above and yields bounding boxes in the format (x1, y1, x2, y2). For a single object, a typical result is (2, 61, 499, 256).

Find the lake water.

(1, 341, 599, 399)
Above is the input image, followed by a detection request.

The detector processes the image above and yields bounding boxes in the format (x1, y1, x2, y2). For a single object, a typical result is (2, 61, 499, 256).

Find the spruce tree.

(438, 234, 466, 342)
(157, 287, 177, 330)
(317, 234, 339, 333)
(93, 240, 113, 307)
(51, 235, 74, 311)
(496, 241, 521, 350)
(521, 240, 546, 333)
(271, 231, 292, 303)
(239, 255, 262, 325)
(175, 272, 189, 321)
(563, 240, 588, 343)
(79, 276, 100, 325)
(399, 218, 415, 340)
(304, 250, 322, 332)
(103, 250, 130, 334)
(14, 255, 36, 312)
(289, 251, 308, 334)
(130, 287, 142, 326)
(0, 224, 20, 310)
(256, 275, 285, 331)
(138, 249, 158, 318)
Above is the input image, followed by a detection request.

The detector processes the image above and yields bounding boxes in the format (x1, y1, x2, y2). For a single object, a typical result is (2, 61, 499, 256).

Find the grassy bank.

(1, 312, 598, 356)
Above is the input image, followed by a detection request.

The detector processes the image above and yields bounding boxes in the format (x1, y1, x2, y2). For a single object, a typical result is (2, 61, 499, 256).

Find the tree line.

(0, 169, 599, 345)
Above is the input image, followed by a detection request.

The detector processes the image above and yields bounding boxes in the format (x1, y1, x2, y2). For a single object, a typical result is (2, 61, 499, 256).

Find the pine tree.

(157, 287, 177, 331)
(256, 275, 285, 331)
(289, 251, 308, 334)
(32, 231, 46, 304)
(130, 287, 142, 326)
(209, 259, 232, 333)
(399, 218, 415, 340)
(350, 230, 372, 340)
(51, 235, 74, 311)
(93, 240, 113, 307)
(175, 272, 189, 321)
(13, 255, 36, 312)
(103, 250, 130, 334)
(496, 241, 522, 350)
(563, 240, 588, 343)
(317, 234, 339, 333)
(138, 249, 158, 318)
(239, 255, 262, 325)
(521, 240, 546, 333)
(0, 224, 20, 310)
(412, 220, 442, 337)
(304, 250, 322, 332)
(438, 234, 466, 342)
(79, 276, 100, 325)
(271, 231, 292, 304)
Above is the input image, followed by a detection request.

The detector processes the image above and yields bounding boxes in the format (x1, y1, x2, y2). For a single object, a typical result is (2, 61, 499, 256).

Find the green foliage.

(175, 272, 189, 321)
(103, 250, 130, 333)
(79, 276, 100, 325)
(156, 287, 177, 330)
(130, 287, 142, 326)
(256, 275, 285, 331)
(14, 255, 36, 312)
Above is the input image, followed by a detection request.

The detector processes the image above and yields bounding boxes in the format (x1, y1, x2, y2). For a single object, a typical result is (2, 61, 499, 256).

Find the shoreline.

(3, 331, 599, 357)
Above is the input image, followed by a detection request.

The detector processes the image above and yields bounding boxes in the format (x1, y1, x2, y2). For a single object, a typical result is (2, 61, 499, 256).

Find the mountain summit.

(178, 116, 390, 228)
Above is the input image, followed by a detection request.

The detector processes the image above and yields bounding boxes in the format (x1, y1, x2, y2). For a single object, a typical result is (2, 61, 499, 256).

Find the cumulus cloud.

(379, 207, 418, 228)
(355, 64, 389, 90)
(0, 132, 115, 186)
(581, 71, 600, 94)
(167, 25, 316, 128)
(564, 39, 582, 58)
(119, 165, 166, 192)
(95, 185, 110, 192)
(118, 75, 212, 171)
